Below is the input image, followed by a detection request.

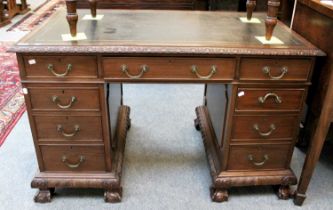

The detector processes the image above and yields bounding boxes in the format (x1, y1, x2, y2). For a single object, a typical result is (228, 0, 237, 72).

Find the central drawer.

(34, 115, 103, 142)
(40, 145, 106, 172)
(102, 57, 235, 81)
(227, 144, 291, 171)
(28, 87, 101, 111)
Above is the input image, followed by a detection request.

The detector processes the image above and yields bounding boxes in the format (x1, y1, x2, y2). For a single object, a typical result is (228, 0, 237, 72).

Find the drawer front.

(227, 144, 291, 171)
(40, 145, 106, 172)
(231, 115, 298, 141)
(28, 87, 100, 111)
(236, 88, 305, 112)
(34, 115, 103, 142)
(103, 57, 235, 81)
(239, 58, 312, 81)
(23, 56, 98, 78)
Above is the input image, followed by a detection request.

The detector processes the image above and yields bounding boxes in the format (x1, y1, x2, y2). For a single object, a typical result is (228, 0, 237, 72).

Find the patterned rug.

(7, 0, 64, 32)
(0, 43, 25, 146)
(1, 0, 63, 146)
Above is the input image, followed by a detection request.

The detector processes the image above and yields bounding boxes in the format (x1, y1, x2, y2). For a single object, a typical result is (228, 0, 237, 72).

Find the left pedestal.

(31, 105, 130, 203)
(17, 53, 130, 203)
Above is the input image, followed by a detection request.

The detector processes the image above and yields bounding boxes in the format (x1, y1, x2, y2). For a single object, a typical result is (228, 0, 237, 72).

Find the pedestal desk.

(10, 9, 324, 203)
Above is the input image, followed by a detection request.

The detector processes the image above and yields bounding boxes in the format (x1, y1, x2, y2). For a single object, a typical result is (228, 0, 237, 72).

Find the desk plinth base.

(31, 105, 130, 203)
(195, 106, 297, 202)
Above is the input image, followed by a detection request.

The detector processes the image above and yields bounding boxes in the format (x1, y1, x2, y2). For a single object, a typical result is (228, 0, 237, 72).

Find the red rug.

(0, 42, 25, 146)
(7, 0, 64, 32)
(1, 0, 63, 146)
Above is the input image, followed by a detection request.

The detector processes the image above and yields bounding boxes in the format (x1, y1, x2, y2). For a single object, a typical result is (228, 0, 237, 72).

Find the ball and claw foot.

(104, 189, 122, 203)
(194, 118, 200, 131)
(210, 187, 228, 202)
(278, 185, 292, 200)
(34, 189, 52, 203)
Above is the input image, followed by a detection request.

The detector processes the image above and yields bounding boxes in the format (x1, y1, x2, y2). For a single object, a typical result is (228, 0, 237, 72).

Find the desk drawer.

(103, 57, 235, 81)
(34, 115, 103, 142)
(236, 88, 305, 112)
(227, 144, 291, 171)
(239, 58, 312, 81)
(23, 56, 98, 79)
(28, 87, 100, 111)
(40, 145, 106, 172)
(231, 115, 298, 141)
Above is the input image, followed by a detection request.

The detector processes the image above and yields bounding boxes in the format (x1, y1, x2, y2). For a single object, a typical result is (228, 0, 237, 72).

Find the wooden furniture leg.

(246, 0, 256, 20)
(65, 0, 78, 37)
(34, 189, 52, 203)
(265, 0, 280, 40)
(0, 1, 11, 27)
(21, 0, 27, 10)
(294, 86, 333, 205)
(88, 0, 97, 18)
(19, 0, 30, 14)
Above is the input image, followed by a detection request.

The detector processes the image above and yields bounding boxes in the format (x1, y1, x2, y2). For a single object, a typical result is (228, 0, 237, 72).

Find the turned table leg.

(265, 0, 280, 40)
(294, 114, 333, 205)
(246, 0, 256, 20)
(88, 0, 97, 18)
(0, 0, 4, 22)
(65, 0, 78, 37)
(21, 0, 28, 11)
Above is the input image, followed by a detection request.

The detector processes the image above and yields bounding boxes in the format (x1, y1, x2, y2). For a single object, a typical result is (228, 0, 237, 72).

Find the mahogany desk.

(11, 9, 324, 203)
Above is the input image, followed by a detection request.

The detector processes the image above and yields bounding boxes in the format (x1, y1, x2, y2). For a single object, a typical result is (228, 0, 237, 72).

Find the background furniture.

(291, 0, 333, 206)
(77, 0, 211, 10)
(0, 0, 29, 27)
(64, 0, 280, 40)
(11, 9, 323, 202)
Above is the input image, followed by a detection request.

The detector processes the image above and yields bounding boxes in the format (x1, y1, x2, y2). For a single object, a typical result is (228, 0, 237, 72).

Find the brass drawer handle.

(62, 155, 85, 168)
(258, 92, 282, 104)
(57, 124, 80, 138)
(52, 95, 77, 109)
(48, 64, 72, 77)
(262, 66, 288, 80)
(248, 154, 269, 166)
(120, 64, 149, 79)
(253, 123, 276, 137)
(191, 65, 217, 79)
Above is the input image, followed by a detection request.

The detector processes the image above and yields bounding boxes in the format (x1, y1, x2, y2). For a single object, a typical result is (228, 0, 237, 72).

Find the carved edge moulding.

(31, 105, 131, 203)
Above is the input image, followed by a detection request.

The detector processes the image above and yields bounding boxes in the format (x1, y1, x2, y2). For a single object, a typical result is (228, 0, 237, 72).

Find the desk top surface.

(11, 8, 324, 56)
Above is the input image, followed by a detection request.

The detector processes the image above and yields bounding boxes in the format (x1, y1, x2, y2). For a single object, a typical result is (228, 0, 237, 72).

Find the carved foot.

(34, 189, 52, 203)
(210, 187, 228, 202)
(104, 189, 122, 203)
(293, 192, 306, 206)
(277, 185, 292, 200)
(194, 118, 200, 131)
(49, 188, 56, 196)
